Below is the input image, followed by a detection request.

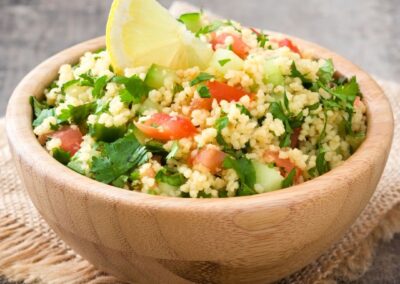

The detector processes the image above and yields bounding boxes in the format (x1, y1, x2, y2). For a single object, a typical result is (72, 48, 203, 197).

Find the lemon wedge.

(106, 0, 213, 73)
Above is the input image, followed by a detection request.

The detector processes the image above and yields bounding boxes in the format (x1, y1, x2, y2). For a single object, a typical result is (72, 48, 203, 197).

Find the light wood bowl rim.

(5, 34, 394, 211)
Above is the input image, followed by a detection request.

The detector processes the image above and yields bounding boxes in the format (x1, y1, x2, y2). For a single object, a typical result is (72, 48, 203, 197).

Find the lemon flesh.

(106, 0, 213, 73)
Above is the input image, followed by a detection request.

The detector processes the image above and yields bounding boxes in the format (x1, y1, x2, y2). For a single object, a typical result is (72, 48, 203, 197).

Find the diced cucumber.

(179, 12, 203, 33)
(89, 123, 126, 142)
(208, 48, 244, 75)
(138, 98, 162, 115)
(158, 182, 181, 197)
(264, 58, 285, 86)
(252, 160, 284, 193)
(144, 64, 177, 89)
(130, 125, 148, 145)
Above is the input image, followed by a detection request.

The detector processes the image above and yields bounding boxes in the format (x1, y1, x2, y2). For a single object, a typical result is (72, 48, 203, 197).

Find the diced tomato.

(277, 38, 301, 55)
(207, 81, 250, 102)
(190, 98, 213, 111)
(135, 113, 197, 141)
(51, 126, 83, 156)
(264, 151, 302, 182)
(210, 33, 249, 59)
(354, 96, 362, 108)
(191, 82, 252, 111)
(290, 128, 301, 149)
(191, 146, 226, 174)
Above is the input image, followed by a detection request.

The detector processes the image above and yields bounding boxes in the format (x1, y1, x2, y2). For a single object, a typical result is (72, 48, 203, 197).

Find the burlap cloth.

(0, 3, 399, 282)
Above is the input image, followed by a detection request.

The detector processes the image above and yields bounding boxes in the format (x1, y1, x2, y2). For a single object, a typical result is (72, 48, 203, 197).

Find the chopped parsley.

(173, 84, 184, 94)
(67, 159, 86, 175)
(190, 72, 214, 86)
(236, 104, 251, 117)
(197, 85, 211, 98)
(218, 58, 231, 66)
(52, 148, 71, 165)
(316, 148, 329, 175)
(319, 76, 360, 135)
(57, 102, 96, 125)
(92, 75, 109, 99)
(112, 175, 129, 188)
(79, 73, 95, 87)
(223, 156, 256, 196)
(32, 108, 55, 127)
(215, 116, 229, 147)
(290, 62, 312, 88)
(155, 167, 186, 187)
(269, 94, 304, 148)
(114, 75, 148, 104)
(30, 96, 54, 127)
(166, 141, 179, 160)
(254, 30, 268, 48)
(196, 20, 224, 36)
(317, 59, 334, 85)
(61, 79, 79, 96)
(91, 135, 148, 184)
(282, 168, 296, 188)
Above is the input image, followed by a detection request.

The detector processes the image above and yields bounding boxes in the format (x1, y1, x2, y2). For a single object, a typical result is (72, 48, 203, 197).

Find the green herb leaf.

(155, 167, 186, 187)
(67, 159, 85, 175)
(53, 148, 71, 165)
(196, 20, 224, 36)
(57, 102, 96, 125)
(112, 175, 129, 188)
(32, 108, 55, 127)
(190, 72, 214, 86)
(282, 168, 296, 188)
(79, 73, 95, 87)
(61, 79, 79, 96)
(89, 123, 126, 143)
(223, 156, 256, 196)
(316, 148, 329, 175)
(215, 116, 229, 146)
(307, 102, 320, 111)
(114, 75, 148, 104)
(166, 141, 179, 160)
(92, 75, 109, 99)
(91, 135, 148, 183)
(290, 61, 312, 88)
(269, 102, 287, 122)
(173, 84, 184, 94)
(317, 59, 334, 84)
(283, 92, 290, 111)
(30, 96, 49, 118)
(236, 104, 251, 117)
(218, 58, 231, 66)
(332, 76, 359, 103)
(197, 85, 211, 98)
(253, 29, 268, 48)
(130, 170, 140, 181)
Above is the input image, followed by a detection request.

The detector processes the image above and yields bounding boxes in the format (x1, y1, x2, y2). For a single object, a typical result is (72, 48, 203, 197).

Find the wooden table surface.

(0, 0, 399, 283)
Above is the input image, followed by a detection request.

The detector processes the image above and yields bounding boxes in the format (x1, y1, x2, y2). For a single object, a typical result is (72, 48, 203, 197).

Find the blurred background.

(1, 0, 399, 117)
(0, 0, 399, 283)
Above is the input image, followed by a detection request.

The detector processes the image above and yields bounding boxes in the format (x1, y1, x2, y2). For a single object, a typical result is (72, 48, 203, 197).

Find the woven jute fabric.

(0, 79, 399, 284)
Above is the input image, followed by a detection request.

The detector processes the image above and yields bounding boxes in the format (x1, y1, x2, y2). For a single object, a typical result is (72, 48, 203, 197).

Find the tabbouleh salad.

(31, 10, 367, 198)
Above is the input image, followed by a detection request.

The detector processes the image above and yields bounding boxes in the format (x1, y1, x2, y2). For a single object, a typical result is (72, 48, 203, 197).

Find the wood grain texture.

(4, 34, 394, 283)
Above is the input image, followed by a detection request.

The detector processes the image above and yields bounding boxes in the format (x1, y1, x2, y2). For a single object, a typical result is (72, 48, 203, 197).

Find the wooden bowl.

(6, 35, 394, 284)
